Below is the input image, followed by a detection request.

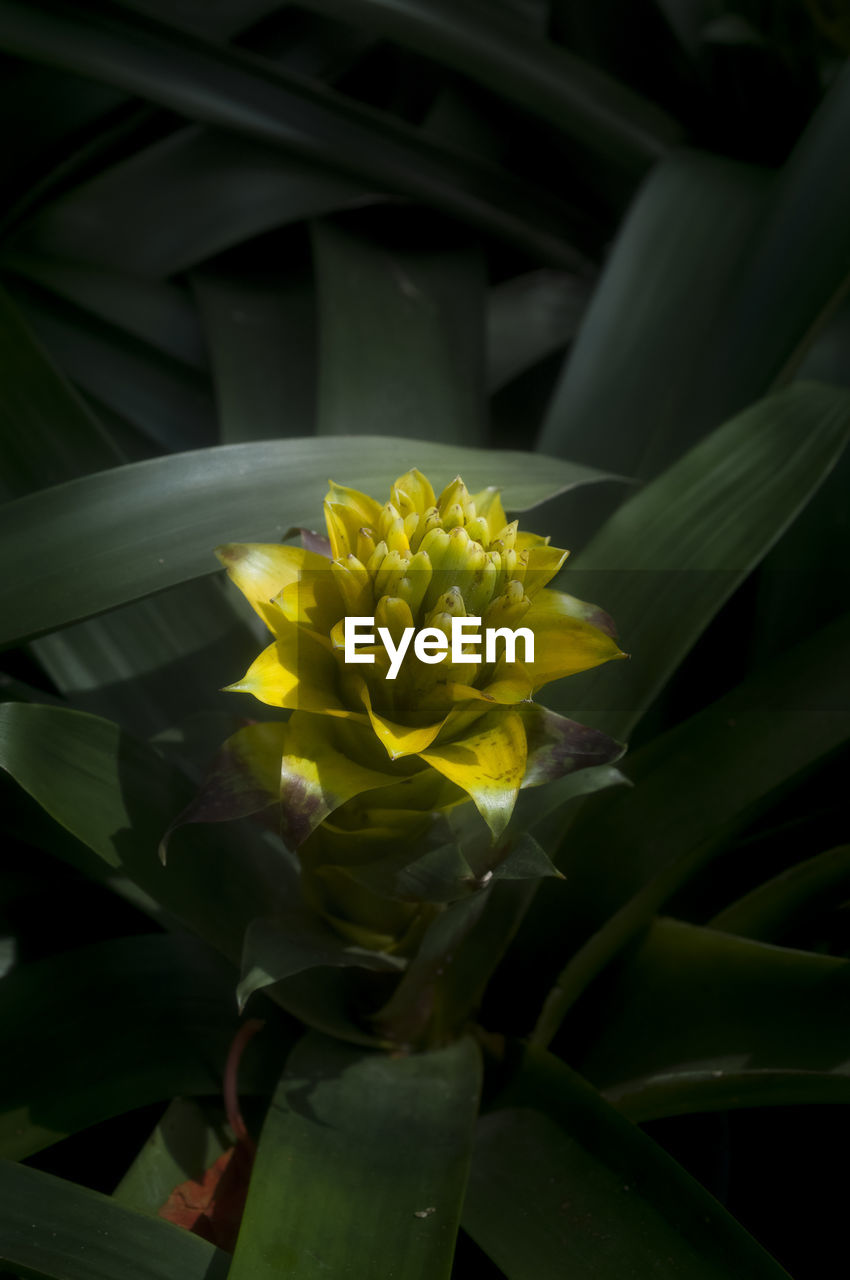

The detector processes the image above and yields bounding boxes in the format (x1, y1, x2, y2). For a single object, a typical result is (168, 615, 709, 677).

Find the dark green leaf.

(29, 577, 258, 738)
(0, 702, 295, 962)
(346, 839, 476, 903)
(0, 439, 624, 647)
(709, 843, 850, 944)
(0, 0, 590, 270)
(537, 151, 772, 475)
(3, 253, 207, 368)
(580, 917, 850, 1122)
(487, 268, 590, 392)
(294, 0, 682, 173)
(15, 126, 378, 277)
(531, 611, 850, 1043)
(0, 1157, 231, 1279)
(547, 382, 850, 739)
(0, 702, 395, 1046)
(237, 914, 405, 1011)
(0, 283, 121, 499)
(112, 1098, 229, 1216)
(694, 62, 850, 426)
(229, 1033, 482, 1280)
(0, 935, 288, 1160)
(464, 1046, 790, 1279)
(312, 219, 486, 442)
(193, 269, 317, 442)
(12, 280, 215, 451)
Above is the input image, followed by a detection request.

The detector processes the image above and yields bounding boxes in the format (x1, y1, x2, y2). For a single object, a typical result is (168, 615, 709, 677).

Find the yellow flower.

(216, 468, 624, 857)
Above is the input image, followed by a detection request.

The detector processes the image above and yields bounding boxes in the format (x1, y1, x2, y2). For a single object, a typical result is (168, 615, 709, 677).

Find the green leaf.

(193, 268, 316, 443)
(708, 843, 850, 944)
(112, 1098, 229, 1217)
(693, 62, 850, 428)
(0, 439, 624, 647)
(12, 280, 215, 451)
(229, 1032, 482, 1280)
(312, 219, 486, 443)
(0, 702, 295, 962)
(463, 1046, 791, 1279)
(0, 283, 121, 499)
(486, 268, 590, 392)
(346, 839, 477, 903)
(547, 382, 850, 739)
(531, 611, 850, 1043)
(15, 125, 378, 278)
(537, 151, 772, 474)
(3, 253, 207, 368)
(237, 914, 405, 1011)
(0, 935, 288, 1160)
(293, 0, 682, 172)
(0, 702, 398, 1046)
(580, 917, 850, 1123)
(0, 0, 589, 270)
(0, 1157, 230, 1279)
(29, 578, 258, 738)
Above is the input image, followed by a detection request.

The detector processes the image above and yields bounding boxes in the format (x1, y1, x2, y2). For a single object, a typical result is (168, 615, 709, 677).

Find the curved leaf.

(709, 843, 850, 944)
(487, 268, 590, 392)
(0, 0, 590, 269)
(545, 382, 850, 739)
(0, 702, 295, 962)
(193, 268, 317, 443)
(0, 439, 624, 647)
(0, 1157, 230, 1279)
(580, 917, 850, 1122)
(0, 935, 289, 1160)
(0, 283, 121, 499)
(464, 1046, 790, 1279)
(312, 219, 486, 442)
(294, 0, 681, 172)
(531, 611, 850, 1044)
(537, 151, 772, 474)
(229, 1033, 482, 1280)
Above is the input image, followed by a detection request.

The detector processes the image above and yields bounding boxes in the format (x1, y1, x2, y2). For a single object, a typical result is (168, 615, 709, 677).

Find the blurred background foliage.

(0, 1, 849, 1277)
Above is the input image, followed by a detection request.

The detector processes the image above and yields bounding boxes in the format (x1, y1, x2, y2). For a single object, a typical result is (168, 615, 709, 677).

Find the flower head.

(213, 469, 624, 951)
(216, 471, 622, 839)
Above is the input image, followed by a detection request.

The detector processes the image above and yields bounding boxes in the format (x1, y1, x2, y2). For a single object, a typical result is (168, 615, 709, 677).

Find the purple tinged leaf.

(521, 703, 625, 788)
(282, 525, 333, 559)
(159, 720, 286, 861)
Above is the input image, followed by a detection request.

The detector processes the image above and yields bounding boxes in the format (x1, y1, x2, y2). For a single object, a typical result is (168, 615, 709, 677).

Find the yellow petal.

(515, 529, 551, 552)
(225, 623, 357, 716)
(358, 680, 448, 760)
(216, 543, 325, 631)
(391, 469, 436, 517)
(498, 590, 626, 693)
(520, 545, 569, 596)
(469, 486, 508, 534)
(420, 707, 527, 838)
(279, 712, 403, 846)
(324, 481, 384, 558)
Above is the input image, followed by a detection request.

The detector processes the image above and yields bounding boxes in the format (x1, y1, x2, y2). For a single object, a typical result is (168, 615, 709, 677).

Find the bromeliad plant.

(171, 468, 623, 1042)
(0, 5, 850, 1280)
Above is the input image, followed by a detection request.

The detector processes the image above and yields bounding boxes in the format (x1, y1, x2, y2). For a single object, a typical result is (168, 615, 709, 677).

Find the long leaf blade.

(0, 934, 287, 1160)
(0, 1158, 230, 1280)
(229, 1032, 482, 1280)
(463, 1047, 790, 1279)
(0, 0, 590, 269)
(547, 382, 850, 739)
(0, 439, 623, 646)
(530, 610, 850, 1043)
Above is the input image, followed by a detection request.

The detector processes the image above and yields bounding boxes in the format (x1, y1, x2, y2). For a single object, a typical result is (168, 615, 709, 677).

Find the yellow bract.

(218, 468, 624, 844)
